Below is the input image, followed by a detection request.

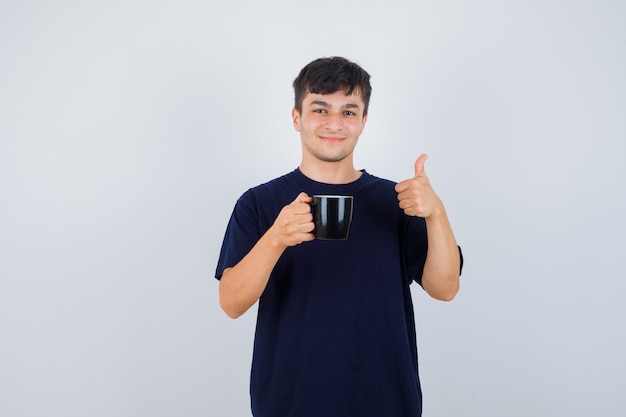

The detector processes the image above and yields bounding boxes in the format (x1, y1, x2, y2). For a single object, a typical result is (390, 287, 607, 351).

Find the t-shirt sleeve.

(402, 215, 464, 285)
(215, 190, 262, 280)
(402, 215, 429, 286)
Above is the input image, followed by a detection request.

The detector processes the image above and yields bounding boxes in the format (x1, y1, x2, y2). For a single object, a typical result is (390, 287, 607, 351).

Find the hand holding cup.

(271, 192, 316, 247)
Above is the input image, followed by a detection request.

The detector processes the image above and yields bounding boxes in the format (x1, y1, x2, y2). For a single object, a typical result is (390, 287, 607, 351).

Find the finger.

(394, 179, 411, 193)
(299, 231, 316, 243)
(414, 154, 428, 178)
(398, 198, 413, 210)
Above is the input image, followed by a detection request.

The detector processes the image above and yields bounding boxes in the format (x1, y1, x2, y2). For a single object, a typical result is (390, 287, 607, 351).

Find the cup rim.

(312, 195, 353, 199)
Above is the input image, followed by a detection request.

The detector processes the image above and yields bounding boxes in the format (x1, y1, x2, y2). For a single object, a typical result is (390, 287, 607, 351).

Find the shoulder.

(245, 170, 299, 198)
(356, 171, 398, 198)
(236, 170, 301, 211)
(360, 170, 397, 187)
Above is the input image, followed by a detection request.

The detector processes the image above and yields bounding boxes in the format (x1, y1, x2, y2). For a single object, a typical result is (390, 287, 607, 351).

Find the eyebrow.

(310, 100, 361, 109)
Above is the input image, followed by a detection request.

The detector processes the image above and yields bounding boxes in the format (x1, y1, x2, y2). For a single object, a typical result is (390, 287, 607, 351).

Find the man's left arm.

(395, 154, 461, 301)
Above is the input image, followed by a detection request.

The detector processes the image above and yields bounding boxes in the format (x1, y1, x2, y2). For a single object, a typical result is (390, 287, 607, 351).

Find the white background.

(1, 1, 625, 416)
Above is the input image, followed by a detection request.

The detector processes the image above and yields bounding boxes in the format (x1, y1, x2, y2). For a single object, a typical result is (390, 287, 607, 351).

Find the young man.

(215, 56, 462, 417)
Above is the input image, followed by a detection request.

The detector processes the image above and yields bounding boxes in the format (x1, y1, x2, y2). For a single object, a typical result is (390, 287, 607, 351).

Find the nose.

(323, 113, 343, 132)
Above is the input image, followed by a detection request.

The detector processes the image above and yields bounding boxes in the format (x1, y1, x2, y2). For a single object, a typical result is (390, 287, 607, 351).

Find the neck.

(299, 158, 362, 184)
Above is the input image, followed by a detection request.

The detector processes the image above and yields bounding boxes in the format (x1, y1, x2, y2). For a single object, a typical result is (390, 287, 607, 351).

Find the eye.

(313, 108, 326, 114)
(344, 110, 356, 116)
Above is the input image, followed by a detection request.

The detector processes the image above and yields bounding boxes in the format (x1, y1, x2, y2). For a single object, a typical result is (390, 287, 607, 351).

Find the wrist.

(265, 226, 289, 252)
(425, 201, 446, 222)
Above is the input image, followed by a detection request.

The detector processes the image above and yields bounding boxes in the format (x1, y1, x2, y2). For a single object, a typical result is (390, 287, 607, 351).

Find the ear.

(292, 108, 302, 132)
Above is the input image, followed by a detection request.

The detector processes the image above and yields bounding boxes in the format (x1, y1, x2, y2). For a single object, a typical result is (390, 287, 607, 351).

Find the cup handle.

(308, 202, 316, 236)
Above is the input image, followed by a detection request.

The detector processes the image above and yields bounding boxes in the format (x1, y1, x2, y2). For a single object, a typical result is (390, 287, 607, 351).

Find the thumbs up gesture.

(395, 154, 443, 218)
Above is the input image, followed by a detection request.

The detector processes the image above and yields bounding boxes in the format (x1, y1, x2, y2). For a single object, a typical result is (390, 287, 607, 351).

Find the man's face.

(292, 90, 368, 164)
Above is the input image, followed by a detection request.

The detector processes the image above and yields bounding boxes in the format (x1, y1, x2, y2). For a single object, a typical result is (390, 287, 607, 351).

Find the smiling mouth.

(319, 135, 346, 143)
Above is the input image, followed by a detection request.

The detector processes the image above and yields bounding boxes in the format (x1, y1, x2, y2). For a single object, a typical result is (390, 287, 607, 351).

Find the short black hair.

(292, 57, 372, 116)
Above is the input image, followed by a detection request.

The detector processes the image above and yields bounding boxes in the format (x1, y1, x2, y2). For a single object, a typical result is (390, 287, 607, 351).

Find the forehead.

(303, 90, 365, 107)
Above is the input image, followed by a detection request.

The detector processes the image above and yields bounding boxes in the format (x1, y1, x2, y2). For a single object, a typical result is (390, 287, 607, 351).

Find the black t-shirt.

(216, 169, 430, 417)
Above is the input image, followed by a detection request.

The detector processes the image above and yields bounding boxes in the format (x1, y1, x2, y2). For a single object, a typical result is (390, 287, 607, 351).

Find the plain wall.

(1, 0, 625, 416)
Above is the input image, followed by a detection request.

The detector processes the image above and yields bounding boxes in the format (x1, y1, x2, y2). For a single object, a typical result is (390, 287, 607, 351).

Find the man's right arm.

(219, 192, 314, 318)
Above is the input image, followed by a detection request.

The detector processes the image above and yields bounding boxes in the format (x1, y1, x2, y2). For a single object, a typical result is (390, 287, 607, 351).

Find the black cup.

(311, 195, 353, 240)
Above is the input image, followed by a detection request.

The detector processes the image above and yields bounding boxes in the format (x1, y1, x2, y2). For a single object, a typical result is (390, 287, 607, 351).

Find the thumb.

(414, 154, 428, 177)
(295, 192, 311, 203)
